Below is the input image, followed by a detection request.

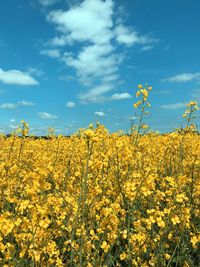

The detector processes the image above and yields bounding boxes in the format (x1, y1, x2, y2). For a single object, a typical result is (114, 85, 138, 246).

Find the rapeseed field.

(0, 85, 199, 266)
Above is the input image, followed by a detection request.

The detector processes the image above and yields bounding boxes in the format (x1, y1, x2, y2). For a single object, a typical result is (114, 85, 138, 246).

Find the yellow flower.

(101, 241, 110, 253)
(186, 101, 197, 107)
(75, 171, 81, 177)
(133, 100, 142, 108)
(141, 124, 148, 130)
(164, 253, 171, 260)
(120, 252, 127, 260)
(171, 215, 181, 225)
(190, 235, 199, 249)
(176, 193, 185, 203)
(136, 90, 141, 97)
(157, 217, 165, 228)
(84, 129, 95, 138)
(122, 229, 127, 239)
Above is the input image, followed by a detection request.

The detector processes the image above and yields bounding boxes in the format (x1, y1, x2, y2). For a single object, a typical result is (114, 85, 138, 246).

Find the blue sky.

(0, 0, 200, 135)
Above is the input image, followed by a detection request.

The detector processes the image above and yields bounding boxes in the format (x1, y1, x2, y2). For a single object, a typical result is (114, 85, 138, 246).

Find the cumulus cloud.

(162, 72, 200, 83)
(48, 35, 73, 46)
(47, 0, 114, 44)
(160, 102, 186, 109)
(43, 0, 157, 101)
(38, 112, 58, 119)
(111, 92, 131, 100)
(94, 111, 106, 117)
(63, 44, 120, 85)
(66, 101, 75, 108)
(0, 68, 38, 86)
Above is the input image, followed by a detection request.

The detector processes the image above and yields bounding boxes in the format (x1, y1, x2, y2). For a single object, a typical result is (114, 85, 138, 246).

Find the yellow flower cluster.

(0, 123, 199, 266)
(182, 101, 199, 133)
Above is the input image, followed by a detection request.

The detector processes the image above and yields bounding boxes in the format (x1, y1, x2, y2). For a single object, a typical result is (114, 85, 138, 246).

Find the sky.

(0, 0, 200, 135)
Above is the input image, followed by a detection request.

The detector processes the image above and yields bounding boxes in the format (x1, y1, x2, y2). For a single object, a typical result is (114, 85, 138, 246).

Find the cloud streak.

(0, 103, 17, 109)
(160, 102, 186, 109)
(0, 100, 36, 109)
(111, 92, 131, 100)
(17, 101, 35, 106)
(162, 72, 200, 83)
(38, 112, 58, 119)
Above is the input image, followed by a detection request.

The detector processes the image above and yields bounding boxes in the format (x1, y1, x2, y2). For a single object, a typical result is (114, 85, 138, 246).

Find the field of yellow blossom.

(0, 85, 199, 266)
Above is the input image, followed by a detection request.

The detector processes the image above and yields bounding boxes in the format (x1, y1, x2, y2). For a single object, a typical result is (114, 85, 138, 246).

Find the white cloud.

(47, 0, 114, 44)
(38, 0, 60, 6)
(66, 101, 75, 108)
(49, 35, 72, 46)
(95, 111, 106, 117)
(0, 101, 35, 109)
(115, 25, 156, 47)
(44, 0, 157, 101)
(111, 92, 131, 100)
(40, 49, 61, 58)
(162, 72, 200, 83)
(64, 44, 120, 84)
(114, 25, 140, 46)
(46, 1, 153, 83)
(0, 68, 38, 86)
(38, 112, 58, 119)
(17, 101, 35, 106)
(160, 102, 186, 109)
(0, 103, 17, 109)
(10, 119, 16, 123)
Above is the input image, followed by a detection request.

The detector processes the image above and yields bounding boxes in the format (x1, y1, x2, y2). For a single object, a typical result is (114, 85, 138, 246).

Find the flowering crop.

(0, 87, 199, 266)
